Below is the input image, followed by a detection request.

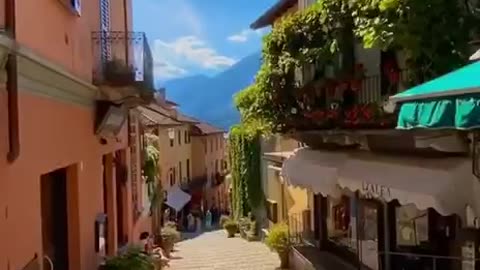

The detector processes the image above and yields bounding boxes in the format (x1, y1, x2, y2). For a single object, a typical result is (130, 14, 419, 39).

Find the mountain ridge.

(161, 51, 262, 129)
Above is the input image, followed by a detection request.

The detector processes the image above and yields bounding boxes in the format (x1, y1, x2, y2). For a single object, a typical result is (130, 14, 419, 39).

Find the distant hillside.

(162, 51, 262, 129)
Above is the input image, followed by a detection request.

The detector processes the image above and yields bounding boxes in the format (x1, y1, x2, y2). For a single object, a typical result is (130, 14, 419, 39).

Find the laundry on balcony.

(165, 185, 191, 212)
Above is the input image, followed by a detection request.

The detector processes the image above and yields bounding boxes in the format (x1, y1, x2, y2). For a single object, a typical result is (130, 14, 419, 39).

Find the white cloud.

(153, 60, 187, 80)
(154, 36, 236, 70)
(227, 29, 268, 43)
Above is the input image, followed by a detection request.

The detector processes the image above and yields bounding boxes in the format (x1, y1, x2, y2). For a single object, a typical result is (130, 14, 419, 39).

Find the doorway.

(41, 168, 69, 270)
(115, 150, 128, 246)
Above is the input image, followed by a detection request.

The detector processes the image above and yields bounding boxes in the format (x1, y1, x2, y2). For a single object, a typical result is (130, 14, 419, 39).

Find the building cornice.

(0, 34, 97, 107)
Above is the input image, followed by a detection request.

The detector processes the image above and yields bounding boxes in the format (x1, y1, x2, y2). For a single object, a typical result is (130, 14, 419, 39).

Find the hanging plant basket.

(103, 59, 136, 87)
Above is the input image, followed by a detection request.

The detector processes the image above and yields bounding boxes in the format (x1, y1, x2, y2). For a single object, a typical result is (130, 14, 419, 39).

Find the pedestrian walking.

(205, 210, 212, 230)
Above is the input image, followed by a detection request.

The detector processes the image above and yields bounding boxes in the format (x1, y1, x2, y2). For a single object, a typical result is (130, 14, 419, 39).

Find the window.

(170, 138, 174, 147)
(178, 130, 181, 145)
(266, 200, 278, 223)
(172, 168, 176, 185)
(210, 139, 213, 153)
(215, 160, 219, 173)
(186, 159, 190, 180)
(169, 169, 174, 186)
(184, 130, 188, 144)
(327, 195, 356, 251)
(203, 139, 207, 153)
(395, 205, 429, 246)
(216, 137, 219, 150)
(179, 161, 183, 183)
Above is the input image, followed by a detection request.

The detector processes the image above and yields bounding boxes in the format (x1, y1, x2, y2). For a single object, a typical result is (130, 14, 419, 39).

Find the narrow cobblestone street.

(167, 230, 282, 270)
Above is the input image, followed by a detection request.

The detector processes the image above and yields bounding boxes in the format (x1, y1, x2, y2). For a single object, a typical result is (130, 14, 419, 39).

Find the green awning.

(391, 61, 480, 129)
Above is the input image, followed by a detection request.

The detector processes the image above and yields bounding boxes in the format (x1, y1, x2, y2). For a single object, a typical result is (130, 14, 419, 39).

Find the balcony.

(180, 175, 207, 192)
(92, 31, 154, 103)
(284, 68, 410, 132)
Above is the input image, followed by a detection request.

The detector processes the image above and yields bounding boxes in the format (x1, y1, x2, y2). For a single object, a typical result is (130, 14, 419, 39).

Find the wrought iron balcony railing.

(92, 31, 154, 90)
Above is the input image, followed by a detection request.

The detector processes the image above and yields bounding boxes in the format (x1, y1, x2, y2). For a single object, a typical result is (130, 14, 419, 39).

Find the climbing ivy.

(235, 0, 480, 133)
(228, 125, 263, 220)
(143, 133, 163, 214)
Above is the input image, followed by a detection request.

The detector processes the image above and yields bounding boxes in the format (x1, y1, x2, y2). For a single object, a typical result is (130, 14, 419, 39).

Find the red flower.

(350, 79, 362, 91)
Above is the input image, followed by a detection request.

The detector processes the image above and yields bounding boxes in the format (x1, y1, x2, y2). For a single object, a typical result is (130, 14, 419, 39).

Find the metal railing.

(91, 31, 154, 89)
(288, 211, 314, 246)
(357, 70, 410, 104)
(378, 251, 480, 270)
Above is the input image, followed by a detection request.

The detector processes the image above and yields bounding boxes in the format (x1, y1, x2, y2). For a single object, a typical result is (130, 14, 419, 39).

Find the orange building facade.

(191, 123, 228, 212)
(0, 1, 154, 270)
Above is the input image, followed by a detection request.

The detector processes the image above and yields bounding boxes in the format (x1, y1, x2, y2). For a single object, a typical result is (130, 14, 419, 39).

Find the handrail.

(378, 251, 480, 261)
(378, 250, 480, 270)
(43, 255, 54, 270)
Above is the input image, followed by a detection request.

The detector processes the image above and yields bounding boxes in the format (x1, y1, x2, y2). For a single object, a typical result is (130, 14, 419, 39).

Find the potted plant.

(103, 59, 135, 86)
(219, 215, 230, 228)
(265, 223, 291, 269)
(102, 246, 155, 270)
(246, 219, 259, 242)
(223, 219, 238, 238)
(238, 217, 251, 239)
(160, 226, 180, 258)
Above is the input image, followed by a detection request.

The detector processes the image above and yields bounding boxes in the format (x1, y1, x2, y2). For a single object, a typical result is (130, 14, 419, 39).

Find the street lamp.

(167, 128, 175, 140)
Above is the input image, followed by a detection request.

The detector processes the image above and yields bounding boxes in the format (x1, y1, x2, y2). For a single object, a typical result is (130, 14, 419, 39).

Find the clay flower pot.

(278, 251, 289, 269)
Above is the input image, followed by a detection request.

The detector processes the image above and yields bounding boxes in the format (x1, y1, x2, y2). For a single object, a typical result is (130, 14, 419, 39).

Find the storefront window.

(327, 194, 357, 252)
(396, 204, 429, 246)
(358, 200, 379, 270)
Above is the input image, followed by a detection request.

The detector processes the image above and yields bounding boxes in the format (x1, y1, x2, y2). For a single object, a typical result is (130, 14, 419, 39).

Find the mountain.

(162, 51, 262, 130)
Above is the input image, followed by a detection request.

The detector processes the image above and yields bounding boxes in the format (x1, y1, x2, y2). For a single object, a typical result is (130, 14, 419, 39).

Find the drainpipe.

(5, 0, 19, 163)
(123, 0, 129, 66)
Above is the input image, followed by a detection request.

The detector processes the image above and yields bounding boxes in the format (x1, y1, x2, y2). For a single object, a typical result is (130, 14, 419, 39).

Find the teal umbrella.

(390, 61, 480, 129)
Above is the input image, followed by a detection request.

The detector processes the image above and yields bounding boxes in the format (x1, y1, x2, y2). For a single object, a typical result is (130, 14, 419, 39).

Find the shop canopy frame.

(390, 61, 480, 130)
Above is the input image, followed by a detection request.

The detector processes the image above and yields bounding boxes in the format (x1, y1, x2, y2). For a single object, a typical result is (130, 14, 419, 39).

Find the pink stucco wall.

(0, 89, 129, 270)
(14, 0, 132, 83)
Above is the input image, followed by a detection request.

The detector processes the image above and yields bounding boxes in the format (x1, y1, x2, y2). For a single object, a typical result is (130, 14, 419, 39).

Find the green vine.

(235, 0, 480, 133)
(143, 133, 163, 214)
(228, 125, 263, 220)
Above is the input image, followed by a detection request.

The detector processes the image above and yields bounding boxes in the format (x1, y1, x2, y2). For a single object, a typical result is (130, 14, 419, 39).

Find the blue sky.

(133, 0, 275, 83)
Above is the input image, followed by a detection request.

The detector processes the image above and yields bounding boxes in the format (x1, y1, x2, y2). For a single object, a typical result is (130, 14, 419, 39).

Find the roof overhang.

(250, 0, 297, 30)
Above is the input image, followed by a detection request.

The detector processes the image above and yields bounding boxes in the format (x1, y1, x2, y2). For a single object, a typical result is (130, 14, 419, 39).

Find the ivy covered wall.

(228, 125, 263, 220)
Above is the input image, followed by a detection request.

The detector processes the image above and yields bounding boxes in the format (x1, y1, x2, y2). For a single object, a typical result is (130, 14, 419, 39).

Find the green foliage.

(235, 0, 480, 133)
(352, 0, 479, 79)
(265, 223, 291, 254)
(164, 221, 177, 230)
(223, 219, 238, 237)
(161, 226, 181, 246)
(103, 246, 155, 270)
(142, 133, 163, 214)
(228, 124, 263, 220)
(219, 215, 231, 227)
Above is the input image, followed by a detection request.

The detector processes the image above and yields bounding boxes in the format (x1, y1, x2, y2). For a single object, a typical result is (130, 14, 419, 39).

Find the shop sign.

(361, 182, 391, 200)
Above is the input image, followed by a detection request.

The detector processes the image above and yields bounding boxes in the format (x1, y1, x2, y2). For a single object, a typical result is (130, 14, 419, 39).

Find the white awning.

(281, 148, 347, 196)
(338, 153, 472, 216)
(165, 185, 192, 212)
